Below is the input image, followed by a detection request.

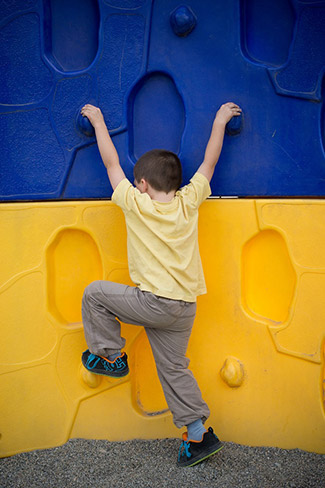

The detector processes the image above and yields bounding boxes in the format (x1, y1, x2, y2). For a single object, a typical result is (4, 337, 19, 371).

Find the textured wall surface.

(0, 0, 324, 199)
(1, 200, 325, 457)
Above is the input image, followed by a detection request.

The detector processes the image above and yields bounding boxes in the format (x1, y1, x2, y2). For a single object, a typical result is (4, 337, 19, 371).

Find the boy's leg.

(82, 281, 209, 423)
(145, 323, 210, 429)
(82, 282, 219, 465)
(142, 299, 223, 467)
(82, 280, 127, 357)
(82, 280, 196, 357)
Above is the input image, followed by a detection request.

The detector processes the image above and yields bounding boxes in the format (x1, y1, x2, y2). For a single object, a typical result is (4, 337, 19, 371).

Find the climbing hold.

(220, 357, 245, 387)
(226, 112, 243, 136)
(170, 6, 197, 37)
(80, 365, 102, 388)
(76, 110, 95, 137)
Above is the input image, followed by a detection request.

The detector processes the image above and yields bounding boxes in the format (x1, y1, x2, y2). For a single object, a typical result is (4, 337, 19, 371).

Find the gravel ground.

(1, 439, 324, 488)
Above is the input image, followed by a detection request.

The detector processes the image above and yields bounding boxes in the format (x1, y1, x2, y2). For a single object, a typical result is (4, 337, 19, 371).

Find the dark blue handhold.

(226, 113, 243, 136)
(170, 6, 197, 37)
(76, 111, 95, 137)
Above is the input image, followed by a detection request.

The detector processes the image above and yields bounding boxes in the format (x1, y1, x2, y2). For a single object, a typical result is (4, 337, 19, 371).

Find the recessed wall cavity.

(321, 80, 325, 157)
(242, 229, 296, 323)
(47, 229, 103, 323)
(43, 0, 99, 71)
(240, 0, 295, 67)
(131, 331, 168, 416)
(129, 72, 185, 162)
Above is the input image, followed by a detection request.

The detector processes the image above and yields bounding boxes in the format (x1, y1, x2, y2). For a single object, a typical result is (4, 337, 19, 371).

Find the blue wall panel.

(0, 0, 324, 199)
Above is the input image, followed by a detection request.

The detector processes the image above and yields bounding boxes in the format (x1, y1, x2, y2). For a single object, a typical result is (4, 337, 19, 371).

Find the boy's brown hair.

(134, 149, 182, 193)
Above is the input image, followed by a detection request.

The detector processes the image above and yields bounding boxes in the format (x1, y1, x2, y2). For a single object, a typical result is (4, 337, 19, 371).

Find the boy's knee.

(82, 280, 102, 303)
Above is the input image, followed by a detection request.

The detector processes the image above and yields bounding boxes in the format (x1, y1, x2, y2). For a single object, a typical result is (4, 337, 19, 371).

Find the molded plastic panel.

(240, 0, 295, 67)
(268, 6, 325, 100)
(129, 72, 185, 161)
(97, 13, 147, 131)
(47, 229, 103, 323)
(1, 200, 325, 457)
(51, 76, 94, 150)
(0, 13, 53, 105)
(131, 331, 168, 415)
(43, 0, 99, 72)
(0, 0, 324, 199)
(242, 229, 296, 323)
(0, 272, 57, 365)
(0, 109, 65, 199)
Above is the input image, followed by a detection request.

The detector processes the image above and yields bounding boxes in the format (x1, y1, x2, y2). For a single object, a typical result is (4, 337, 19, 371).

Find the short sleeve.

(179, 172, 211, 208)
(111, 178, 134, 211)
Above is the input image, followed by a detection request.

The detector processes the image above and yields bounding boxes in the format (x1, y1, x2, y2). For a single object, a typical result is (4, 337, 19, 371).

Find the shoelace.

(178, 440, 192, 461)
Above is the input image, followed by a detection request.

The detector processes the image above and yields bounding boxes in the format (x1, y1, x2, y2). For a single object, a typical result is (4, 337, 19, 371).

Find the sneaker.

(81, 349, 129, 378)
(177, 427, 223, 467)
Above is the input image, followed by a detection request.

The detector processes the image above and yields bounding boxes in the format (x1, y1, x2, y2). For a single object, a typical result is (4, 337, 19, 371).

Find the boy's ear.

(135, 177, 149, 193)
(141, 178, 149, 192)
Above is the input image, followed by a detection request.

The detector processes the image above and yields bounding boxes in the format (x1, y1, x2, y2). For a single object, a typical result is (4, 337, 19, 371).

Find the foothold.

(226, 113, 243, 136)
(220, 357, 245, 387)
(170, 6, 197, 37)
(76, 110, 95, 137)
(81, 366, 102, 388)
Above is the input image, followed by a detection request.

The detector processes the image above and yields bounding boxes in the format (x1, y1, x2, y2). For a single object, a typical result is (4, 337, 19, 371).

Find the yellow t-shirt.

(112, 172, 211, 302)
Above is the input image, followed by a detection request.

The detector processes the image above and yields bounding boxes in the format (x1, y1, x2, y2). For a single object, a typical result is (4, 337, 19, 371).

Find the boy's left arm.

(197, 102, 241, 182)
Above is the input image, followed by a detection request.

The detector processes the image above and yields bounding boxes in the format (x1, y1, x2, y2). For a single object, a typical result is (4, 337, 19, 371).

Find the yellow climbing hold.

(220, 357, 245, 387)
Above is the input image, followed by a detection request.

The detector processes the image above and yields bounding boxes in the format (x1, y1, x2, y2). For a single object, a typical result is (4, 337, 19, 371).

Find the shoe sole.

(84, 367, 129, 378)
(179, 442, 224, 467)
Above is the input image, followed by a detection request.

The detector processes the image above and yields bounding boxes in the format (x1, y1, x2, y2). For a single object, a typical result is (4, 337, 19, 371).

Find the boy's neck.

(136, 179, 176, 202)
(148, 187, 176, 202)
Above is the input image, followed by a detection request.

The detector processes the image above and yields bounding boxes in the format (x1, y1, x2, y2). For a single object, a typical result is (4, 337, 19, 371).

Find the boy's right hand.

(214, 102, 241, 126)
(197, 102, 242, 182)
(81, 104, 105, 129)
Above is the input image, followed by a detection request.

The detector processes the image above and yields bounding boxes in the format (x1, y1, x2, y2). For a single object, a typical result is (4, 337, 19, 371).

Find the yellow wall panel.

(0, 271, 56, 364)
(0, 200, 324, 457)
(47, 228, 103, 323)
(0, 364, 70, 457)
(242, 229, 296, 322)
(259, 203, 325, 267)
(0, 206, 76, 285)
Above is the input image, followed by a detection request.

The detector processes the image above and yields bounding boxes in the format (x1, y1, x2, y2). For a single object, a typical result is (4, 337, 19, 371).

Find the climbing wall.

(1, 0, 324, 199)
(0, 0, 324, 457)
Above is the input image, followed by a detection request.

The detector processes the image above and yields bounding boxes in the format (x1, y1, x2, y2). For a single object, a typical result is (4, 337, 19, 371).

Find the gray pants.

(81, 281, 210, 428)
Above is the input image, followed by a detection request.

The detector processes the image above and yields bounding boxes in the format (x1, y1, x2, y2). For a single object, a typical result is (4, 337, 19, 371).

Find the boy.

(81, 101, 241, 467)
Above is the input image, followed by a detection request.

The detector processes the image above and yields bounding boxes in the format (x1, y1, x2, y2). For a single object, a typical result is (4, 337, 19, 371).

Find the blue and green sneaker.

(82, 349, 129, 378)
(178, 427, 223, 467)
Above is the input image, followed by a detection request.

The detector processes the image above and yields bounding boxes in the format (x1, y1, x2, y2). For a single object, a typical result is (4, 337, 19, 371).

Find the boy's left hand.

(81, 104, 105, 129)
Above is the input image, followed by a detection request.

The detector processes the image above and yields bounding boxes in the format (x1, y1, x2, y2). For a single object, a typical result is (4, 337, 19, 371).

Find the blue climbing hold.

(226, 113, 243, 136)
(170, 6, 197, 37)
(76, 110, 95, 137)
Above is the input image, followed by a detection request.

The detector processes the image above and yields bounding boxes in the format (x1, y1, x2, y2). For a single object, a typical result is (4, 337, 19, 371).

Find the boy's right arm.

(81, 104, 125, 190)
(197, 102, 241, 182)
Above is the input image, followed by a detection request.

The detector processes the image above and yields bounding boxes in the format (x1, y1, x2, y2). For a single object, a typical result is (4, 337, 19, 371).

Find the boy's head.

(133, 149, 182, 194)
